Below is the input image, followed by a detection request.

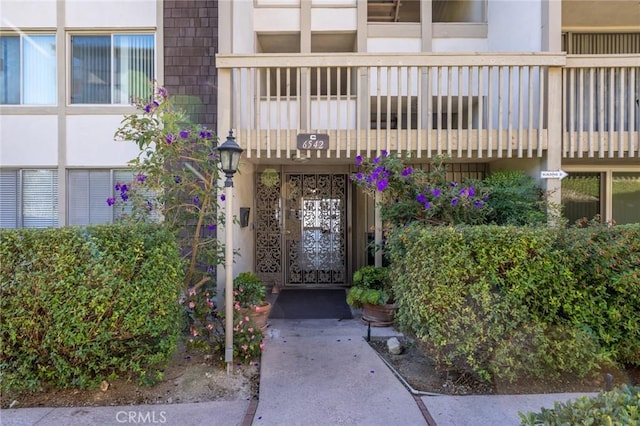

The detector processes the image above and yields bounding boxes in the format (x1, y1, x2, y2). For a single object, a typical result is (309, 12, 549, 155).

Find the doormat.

(269, 289, 353, 320)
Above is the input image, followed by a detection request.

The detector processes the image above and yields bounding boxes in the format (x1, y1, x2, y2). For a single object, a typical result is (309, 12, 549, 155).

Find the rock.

(387, 337, 402, 355)
(100, 381, 109, 392)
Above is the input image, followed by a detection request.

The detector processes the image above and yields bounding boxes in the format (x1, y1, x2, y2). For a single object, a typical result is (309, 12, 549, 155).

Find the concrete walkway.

(0, 317, 597, 426)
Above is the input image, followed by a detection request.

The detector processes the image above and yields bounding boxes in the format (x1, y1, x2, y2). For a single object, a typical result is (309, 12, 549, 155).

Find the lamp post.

(216, 130, 243, 374)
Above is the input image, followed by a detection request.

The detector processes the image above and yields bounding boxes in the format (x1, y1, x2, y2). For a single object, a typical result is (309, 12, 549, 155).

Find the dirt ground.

(368, 336, 640, 396)
(1, 344, 259, 409)
(4, 334, 639, 409)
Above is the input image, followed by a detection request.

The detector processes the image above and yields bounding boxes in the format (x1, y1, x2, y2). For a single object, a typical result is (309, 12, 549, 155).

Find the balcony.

(216, 53, 639, 160)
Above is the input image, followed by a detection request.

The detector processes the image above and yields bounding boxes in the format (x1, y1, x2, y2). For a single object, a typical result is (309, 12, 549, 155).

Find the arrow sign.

(540, 170, 569, 180)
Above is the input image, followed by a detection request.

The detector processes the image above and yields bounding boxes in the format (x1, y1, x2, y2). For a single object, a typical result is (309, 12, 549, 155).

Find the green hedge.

(387, 224, 640, 383)
(0, 224, 184, 393)
(519, 385, 640, 425)
(559, 224, 640, 366)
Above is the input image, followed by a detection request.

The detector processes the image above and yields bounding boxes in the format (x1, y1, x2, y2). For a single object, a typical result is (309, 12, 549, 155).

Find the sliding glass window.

(0, 34, 56, 105)
(612, 172, 640, 225)
(70, 34, 155, 104)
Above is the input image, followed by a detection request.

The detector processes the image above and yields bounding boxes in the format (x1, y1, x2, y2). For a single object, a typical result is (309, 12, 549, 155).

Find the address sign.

(297, 133, 329, 150)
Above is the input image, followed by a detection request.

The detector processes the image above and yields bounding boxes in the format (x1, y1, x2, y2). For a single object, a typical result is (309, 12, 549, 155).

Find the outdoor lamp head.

(217, 130, 243, 177)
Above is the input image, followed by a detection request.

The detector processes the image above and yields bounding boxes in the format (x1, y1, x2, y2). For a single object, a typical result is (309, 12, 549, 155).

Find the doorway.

(254, 170, 348, 289)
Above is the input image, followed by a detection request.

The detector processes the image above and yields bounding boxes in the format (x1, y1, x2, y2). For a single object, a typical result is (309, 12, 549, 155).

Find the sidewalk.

(0, 318, 596, 426)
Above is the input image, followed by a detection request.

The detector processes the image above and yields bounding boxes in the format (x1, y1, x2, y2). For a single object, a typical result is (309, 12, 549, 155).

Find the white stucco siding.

(65, 0, 157, 28)
(432, 38, 489, 52)
(0, 115, 58, 166)
(367, 38, 422, 53)
(66, 115, 140, 167)
(487, 0, 542, 52)
(311, 8, 357, 31)
(0, 0, 57, 28)
(254, 8, 301, 32)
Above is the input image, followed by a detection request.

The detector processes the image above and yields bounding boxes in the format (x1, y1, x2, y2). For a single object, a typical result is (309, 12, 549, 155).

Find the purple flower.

(152, 100, 160, 108)
(199, 129, 212, 139)
(450, 182, 458, 187)
(157, 87, 168, 98)
(120, 184, 128, 193)
(416, 193, 426, 204)
(355, 172, 363, 180)
(106, 197, 116, 206)
(468, 186, 475, 197)
(146, 200, 153, 211)
(432, 188, 441, 197)
(376, 179, 389, 192)
(424, 201, 431, 210)
(174, 175, 182, 184)
(136, 174, 146, 183)
(381, 150, 388, 157)
(144, 104, 152, 113)
(355, 155, 363, 168)
(193, 195, 200, 206)
(166, 133, 176, 144)
(114, 183, 121, 191)
(373, 157, 381, 164)
(220, 194, 226, 201)
(180, 129, 190, 139)
(402, 167, 413, 177)
(451, 198, 459, 207)
(207, 223, 216, 231)
(474, 200, 484, 208)
(483, 194, 489, 201)
(121, 193, 129, 202)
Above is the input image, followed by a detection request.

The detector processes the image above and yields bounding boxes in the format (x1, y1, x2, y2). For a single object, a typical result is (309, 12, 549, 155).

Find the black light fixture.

(216, 130, 243, 187)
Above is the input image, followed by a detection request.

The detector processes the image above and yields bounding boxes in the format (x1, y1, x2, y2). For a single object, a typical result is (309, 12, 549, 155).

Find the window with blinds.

(67, 169, 133, 225)
(0, 169, 58, 228)
(70, 34, 155, 104)
(0, 34, 56, 105)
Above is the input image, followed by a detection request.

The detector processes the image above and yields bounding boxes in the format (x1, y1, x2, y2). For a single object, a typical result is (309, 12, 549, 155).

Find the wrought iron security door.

(285, 174, 347, 286)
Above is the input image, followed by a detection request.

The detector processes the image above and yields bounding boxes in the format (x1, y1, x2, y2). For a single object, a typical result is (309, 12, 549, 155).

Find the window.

(612, 172, 640, 224)
(67, 169, 133, 225)
(70, 34, 155, 104)
(0, 34, 56, 105)
(562, 173, 601, 225)
(0, 169, 59, 228)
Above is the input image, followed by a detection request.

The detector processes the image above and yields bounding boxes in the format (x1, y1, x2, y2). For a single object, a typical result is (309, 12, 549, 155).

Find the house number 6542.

(297, 133, 329, 150)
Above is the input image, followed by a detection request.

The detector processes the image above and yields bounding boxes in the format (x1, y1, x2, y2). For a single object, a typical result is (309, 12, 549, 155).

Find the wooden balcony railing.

(216, 53, 639, 160)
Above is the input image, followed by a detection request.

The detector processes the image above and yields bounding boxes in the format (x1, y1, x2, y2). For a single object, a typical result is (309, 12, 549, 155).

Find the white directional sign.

(540, 170, 569, 180)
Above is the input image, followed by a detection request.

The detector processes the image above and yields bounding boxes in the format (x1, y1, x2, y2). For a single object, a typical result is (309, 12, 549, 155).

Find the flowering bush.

(182, 286, 264, 364)
(228, 312, 265, 363)
(111, 83, 234, 295)
(352, 152, 490, 226)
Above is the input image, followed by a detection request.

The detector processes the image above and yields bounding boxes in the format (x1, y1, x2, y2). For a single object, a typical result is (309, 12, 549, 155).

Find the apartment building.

(1, 0, 638, 290)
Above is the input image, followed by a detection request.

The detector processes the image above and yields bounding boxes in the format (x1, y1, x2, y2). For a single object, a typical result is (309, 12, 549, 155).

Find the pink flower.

(189, 301, 195, 309)
(241, 345, 248, 351)
(248, 328, 254, 333)
(188, 289, 196, 297)
(260, 342, 265, 350)
(244, 316, 250, 322)
(207, 323, 214, 330)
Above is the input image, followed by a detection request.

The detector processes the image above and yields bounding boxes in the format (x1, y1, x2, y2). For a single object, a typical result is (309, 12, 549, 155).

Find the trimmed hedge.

(519, 385, 640, 425)
(387, 224, 640, 383)
(0, 224, 184, 393)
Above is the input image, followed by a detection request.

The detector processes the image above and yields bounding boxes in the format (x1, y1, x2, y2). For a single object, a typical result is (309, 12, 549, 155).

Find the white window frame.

(0, 33, 57, 105)
(68, 32, 157, 105)
(0, 169, 59, 228)
(67, 169, 134, 226)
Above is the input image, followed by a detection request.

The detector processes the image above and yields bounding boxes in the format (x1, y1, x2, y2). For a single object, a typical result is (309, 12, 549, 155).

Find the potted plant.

(233, 272, 271, 329)
(346, 265, 395, 327)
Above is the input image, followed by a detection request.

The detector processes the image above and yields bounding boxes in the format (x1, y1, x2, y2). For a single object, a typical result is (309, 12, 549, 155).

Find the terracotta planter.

(361, 302, 396, 327)
(240, 302, 272, 330)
